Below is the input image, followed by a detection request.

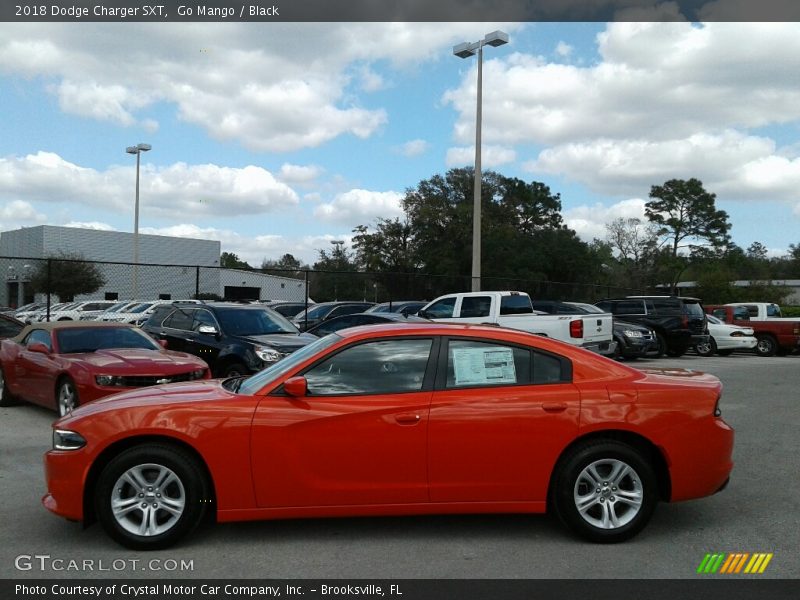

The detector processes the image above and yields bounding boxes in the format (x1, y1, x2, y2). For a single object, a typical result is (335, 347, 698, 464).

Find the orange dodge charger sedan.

(43, 323, 733, 549)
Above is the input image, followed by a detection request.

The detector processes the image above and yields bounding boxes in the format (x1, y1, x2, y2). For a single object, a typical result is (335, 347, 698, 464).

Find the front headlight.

(95, 375, 124, 387)
(53, 429, 86, 451)
(623, 330, 643, 338)
(255, 346, 285, 363)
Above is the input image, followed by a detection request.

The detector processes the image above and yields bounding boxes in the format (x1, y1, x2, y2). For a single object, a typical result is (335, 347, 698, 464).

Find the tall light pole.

(453, 30, 508, 292)
(126, 142, 151, 299)
(330, 240, 344, 301)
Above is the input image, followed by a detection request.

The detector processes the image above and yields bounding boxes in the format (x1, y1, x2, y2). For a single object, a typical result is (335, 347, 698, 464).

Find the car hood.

(614, 320, 652, 333)
(66, 348, 206, 372)
(236, 332, 317, 352)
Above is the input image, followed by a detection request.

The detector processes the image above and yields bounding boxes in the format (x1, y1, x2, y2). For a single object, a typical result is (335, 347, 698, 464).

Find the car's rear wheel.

(552, 440, 658, 543)
(695, 337, 717, 357)
(754, 334, 777, 357)
(56, 378, 79, 416)
(95, 444, 209, 550)
(0, 366, 20, 406)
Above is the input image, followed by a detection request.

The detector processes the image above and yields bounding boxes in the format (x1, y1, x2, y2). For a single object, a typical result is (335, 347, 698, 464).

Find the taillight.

(570, 319, 583, 338)
(682, 314, 689, 328)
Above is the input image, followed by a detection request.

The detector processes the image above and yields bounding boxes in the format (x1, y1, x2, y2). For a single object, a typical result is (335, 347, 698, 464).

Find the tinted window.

(652, 298, 680, 312)
(57, 327, 159, 353)
(425, 297, 456, 318)
(0, 319, 23, 338)
(25, 329, 52, 350)
(328, 305, 368, 319)
(304, 339, 433, 395)
(500, 294, 534, 315)
(682, 302, 704, 317)
(459, 296, 492, 318)
(163, 308, 194, 331)
(614, 300, 646, 315)
(192, 309, 218, 331)
(216, 308, 297, 335)
(446, 340, 530, 388)
(733, 307, 750, 320)
(533, 351, 565, 384)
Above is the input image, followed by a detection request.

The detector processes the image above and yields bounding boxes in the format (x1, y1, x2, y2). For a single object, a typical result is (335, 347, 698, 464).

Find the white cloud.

(278, 163, 323, 184)
(562, 199, 647, 242)
(555, 41, 573, 58)
(0, 23, 521, 153)
(446, 145, 516, 169)
(0, 152, 299, 218)
(0, 200, 47, 223)
(313, 189, 404, 226)
(397, 139, 429, 158)
(64, 221, 117, 231)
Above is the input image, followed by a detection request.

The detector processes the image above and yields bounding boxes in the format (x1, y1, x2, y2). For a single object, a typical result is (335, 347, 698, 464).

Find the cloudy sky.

(1, 17, 799, 266)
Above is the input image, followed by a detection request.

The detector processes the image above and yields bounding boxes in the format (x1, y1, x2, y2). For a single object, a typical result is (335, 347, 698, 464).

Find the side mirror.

(197, 325, 218, 335)
(28, 342, 50, 354)
(283, 376, 307, 397)
(158, 339, 168, 349)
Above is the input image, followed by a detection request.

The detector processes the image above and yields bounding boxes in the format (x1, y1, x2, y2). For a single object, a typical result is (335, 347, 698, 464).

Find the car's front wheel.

(95, 444, 210, 550)
(0, 366, 20, 406)
(56, 378, 79, 416)
(552, 440, 658, 543)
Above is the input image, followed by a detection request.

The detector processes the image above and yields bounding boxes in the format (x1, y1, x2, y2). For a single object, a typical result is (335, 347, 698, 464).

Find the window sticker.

(452, 346, 516, 386)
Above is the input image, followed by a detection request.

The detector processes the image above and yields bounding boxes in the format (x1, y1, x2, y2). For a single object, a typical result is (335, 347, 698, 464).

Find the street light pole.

(126, 143, 151, 299)
(453, 30, 508, 292)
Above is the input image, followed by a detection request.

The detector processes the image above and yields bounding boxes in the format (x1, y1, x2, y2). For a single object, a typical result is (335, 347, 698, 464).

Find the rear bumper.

(582, 340, 617, 356)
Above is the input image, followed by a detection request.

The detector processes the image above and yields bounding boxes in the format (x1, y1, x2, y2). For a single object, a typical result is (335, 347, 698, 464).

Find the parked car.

(0, 313, 25, 340)
(102, 300, 203, 326)
(292, 301, 376, 331)
(43, 322, 733, 549)
(17, 302, 73, 324)
(420, 291, 616, 356)
(694, 314, 757, 357)
(705, 304, 799, 356)
(260, 301, 309, 319)
(594, 296, 709, 357)
(305, 312, 429, 337)
(723, 302, 800, 322)
(539, 301, 658, 360)
(80, 300, 143, 321)
(0, 322, 210, 416)
(365, 301, 427, 316)
(34, 300, 116, 322)
(142, 302, 317, 377)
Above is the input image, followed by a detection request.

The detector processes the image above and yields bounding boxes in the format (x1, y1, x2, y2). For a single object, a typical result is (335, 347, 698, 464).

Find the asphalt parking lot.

(1, 352, 798, 580)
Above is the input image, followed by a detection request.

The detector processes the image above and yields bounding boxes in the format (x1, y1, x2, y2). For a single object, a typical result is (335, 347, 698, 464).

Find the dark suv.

(594, 296, 709, 357)
(142, 303, 317, 377)
(291, 301, 375, 332)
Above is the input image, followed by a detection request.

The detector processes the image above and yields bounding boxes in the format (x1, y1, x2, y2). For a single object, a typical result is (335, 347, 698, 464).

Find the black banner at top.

(2, 0, 800, 23)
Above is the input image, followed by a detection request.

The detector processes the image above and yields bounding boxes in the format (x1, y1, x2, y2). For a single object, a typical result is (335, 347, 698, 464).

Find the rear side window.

(767, 304, 782, 317)
(500, 294, 534, 315)
(613, 300, 646, 315)
(459, 296, 492, 318)
(682, 302, 704, 317)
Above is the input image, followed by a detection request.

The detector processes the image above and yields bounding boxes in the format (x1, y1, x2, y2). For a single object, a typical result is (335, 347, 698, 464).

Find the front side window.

(304, 339, 433, 395)
(192, 309, 218, 332)
(24, 329, 52, 350)
(163, 308, 195, 331)
(424, 297, 456, 318)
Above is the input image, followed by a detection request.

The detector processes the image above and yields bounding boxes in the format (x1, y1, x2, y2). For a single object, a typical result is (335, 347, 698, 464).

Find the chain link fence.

(1, 255, 651, 319)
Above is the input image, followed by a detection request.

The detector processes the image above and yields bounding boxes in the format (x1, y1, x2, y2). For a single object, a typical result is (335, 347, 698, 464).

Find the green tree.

(261, 253, 307, 279)
(645, 178, 731, 292)
(220, 251, 251, 269)
(29, 252, 106, 302)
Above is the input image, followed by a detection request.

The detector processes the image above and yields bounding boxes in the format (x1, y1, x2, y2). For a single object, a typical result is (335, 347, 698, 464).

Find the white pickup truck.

(419, 291, 616, 356)
(724, 302, 799, 322)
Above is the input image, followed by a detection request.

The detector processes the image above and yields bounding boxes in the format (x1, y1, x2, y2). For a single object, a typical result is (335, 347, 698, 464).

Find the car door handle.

(395, 413, 422, 425)
(542, 402, 568, 413)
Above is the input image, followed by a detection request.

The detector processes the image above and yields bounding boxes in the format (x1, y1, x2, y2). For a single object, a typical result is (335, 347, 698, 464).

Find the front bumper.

(43, 449, 88, 522)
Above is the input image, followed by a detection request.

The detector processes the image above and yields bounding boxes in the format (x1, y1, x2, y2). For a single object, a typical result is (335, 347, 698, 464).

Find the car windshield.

(129, 302, 155, 313)
(296, 304, 333, 320)
(56, 327, 160, 353)
(706, 315, 721, 325)
(216, 307, 299, 335)
(238, 334, 341, 395)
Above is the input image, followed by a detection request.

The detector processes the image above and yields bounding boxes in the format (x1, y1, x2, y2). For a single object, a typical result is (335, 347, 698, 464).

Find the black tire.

(654, 333, 667, 358)
(56, 377, 79, 417)
(95, 444, 210, 550)
(695, 337, 717, 357)
(551, 440, 658, 543)
(220, 362, 248, 378)
(754, 334, 777, 357)
(0, 365, 20, 407)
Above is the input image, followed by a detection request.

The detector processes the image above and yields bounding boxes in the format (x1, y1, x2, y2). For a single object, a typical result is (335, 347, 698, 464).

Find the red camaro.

(0, 322, 210, 416)
(42, 323, 733, 549)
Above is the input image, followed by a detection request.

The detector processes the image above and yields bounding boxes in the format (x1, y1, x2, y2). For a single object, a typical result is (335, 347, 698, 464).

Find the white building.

(1, 225, 306, 307)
